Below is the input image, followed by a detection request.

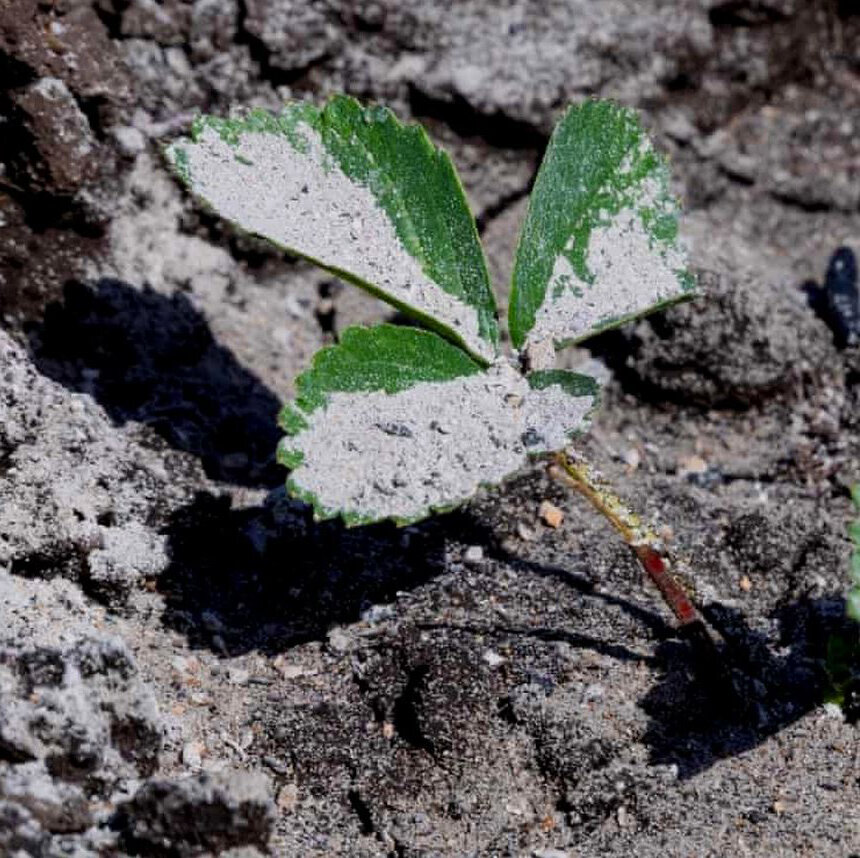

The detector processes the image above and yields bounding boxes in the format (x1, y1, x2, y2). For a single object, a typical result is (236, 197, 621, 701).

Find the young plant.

(166, 95, 705, 633)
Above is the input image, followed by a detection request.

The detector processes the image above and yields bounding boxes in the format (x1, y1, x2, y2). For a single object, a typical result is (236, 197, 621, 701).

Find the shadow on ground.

(640, 597, 851, 778)
(156, 488, 453, 654)
(27, 278, 283, 487)
(157, 487, 850, 780)
(156, 489, 681, 659)
(23, 277, 851, 782)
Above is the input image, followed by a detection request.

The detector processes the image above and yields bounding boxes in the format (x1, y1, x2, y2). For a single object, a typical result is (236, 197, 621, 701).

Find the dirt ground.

(1, 1, 860, 856)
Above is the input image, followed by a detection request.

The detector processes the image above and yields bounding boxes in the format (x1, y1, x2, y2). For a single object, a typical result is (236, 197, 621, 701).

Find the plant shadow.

(21, 276, 464, 650)
(23, 277, 850, 778)
(639, 597, 852, 779)
(155, 490, 686, 658)
(158, 482, 851, 781)
(156, 488, 453, 654)
(27, 278, 284, 487)
(469, 545, 853, 778)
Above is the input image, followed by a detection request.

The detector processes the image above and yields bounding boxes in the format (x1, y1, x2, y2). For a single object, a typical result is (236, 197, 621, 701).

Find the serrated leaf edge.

(164, 96, 499, 365)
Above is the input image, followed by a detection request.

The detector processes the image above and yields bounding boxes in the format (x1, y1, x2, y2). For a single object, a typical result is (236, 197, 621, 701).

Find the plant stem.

(549, 449, 707, 632)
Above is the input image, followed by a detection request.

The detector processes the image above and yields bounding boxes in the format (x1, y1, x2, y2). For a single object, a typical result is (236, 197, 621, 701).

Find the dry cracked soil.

(1, 1, 860, 856)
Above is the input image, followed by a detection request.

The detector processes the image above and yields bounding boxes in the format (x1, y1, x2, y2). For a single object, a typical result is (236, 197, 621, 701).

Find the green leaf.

(849, 591, 860, 624)
(509, 100, 696, 351)
(287, 324, 484, 415)
(825, 630, 860, 705)
(277, 325, 597, 525)
(165, 95, 498, 364)
(528, 369, 601, 399)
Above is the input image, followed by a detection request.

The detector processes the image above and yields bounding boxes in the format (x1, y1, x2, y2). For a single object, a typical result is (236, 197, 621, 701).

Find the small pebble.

(327, 627, 351, 653)
(227, 667, 249, 685)
(277, 783, 299, 812)
(360, 603, 395, 624)
(677, 454, 708, 477)
(623, 447, 641, 471)
(181, 741, 205, 768)
(823, 702, 844, 719)
(504, 795, 528, 816)
(463, 545, 484, 564)
(539, 500, 563, 528)
(482, 649, 505, 668)
(171, 656, 189, 673)
(111, 125, 146, 157)
(517, 521, 536, 541)
(583, 683, 605, 702)
(263, 755, 289, 775)
(273, 657, 307, 680)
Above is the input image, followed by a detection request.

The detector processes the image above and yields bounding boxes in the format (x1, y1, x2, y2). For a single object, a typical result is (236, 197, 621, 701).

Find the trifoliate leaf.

(278, 325, 598, 525)
(165, 95, 498, 364)
(509, 100, 696, 351)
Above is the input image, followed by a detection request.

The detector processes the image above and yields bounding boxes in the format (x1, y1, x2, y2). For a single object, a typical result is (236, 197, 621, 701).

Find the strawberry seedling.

(166, 95, 708, 636)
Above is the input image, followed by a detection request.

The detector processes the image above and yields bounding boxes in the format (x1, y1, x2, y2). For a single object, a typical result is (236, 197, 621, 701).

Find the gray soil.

(1, 1, 859, 856)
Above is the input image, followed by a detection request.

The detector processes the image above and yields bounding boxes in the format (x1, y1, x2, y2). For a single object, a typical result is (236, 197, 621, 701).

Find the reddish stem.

(633, 545, 699, 627)
(550, 451, 709, 632)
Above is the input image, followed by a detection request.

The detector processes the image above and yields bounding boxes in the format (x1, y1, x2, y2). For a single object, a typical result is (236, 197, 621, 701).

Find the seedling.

(166, 95, 707, 635)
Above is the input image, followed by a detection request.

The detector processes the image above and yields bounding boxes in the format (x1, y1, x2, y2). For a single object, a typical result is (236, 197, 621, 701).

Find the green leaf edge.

(508, 99, 698, 350)
(276, 324, 487, 526)
(549, 287, 699, 351)
(527, 369, 602, 440)
(281, 324, 483, 419)
(164, 95, 499, 366)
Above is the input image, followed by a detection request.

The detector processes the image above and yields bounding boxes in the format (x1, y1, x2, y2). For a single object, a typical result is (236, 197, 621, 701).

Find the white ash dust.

(284, 361, 595, 521)
(528, 204, 688, 346)
(171, 125, 495, 362)
(0, 330, 175, 603)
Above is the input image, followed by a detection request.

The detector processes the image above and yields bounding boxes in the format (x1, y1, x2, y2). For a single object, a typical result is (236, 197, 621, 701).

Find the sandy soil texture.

(1, 1, 859, 856)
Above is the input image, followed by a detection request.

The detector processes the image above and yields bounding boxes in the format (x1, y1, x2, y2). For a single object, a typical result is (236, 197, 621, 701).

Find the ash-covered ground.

(1, 1, 859, 855)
